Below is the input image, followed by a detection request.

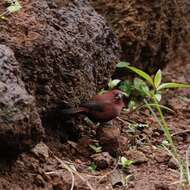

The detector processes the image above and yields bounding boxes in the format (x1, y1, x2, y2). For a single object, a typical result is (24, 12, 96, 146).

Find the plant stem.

(151, 95, 189, 184)
(152, 96, 177, 156)
(185, 145, 190, 184)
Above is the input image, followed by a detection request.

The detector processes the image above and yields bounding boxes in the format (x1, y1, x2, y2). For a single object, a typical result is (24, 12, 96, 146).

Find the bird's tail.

(45, 101, 86, 119)
(61, 107, 87, 115)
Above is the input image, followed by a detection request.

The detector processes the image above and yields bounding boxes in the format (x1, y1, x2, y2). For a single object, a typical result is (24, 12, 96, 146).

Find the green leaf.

(157, 83, 190, 91)
(119, 80, 133, 95)
(120, 156, 134, 168)
(155, 93, 162, 102)
(154, 69, 162, 88)
(89, 144, 102, 153)
(133, 78, 150, 97)
(117, 63, 154, 86)
(128, 100, 136, 110)
(116, 61, 130, 68)
(108, 79, 121, 89)
(7, 1, 22, 13)
(126, 66, 154, 86)
(89, 162, 97, 172)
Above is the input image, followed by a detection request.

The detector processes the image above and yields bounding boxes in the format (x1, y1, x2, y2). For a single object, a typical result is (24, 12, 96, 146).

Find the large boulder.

(90, 0, 189, 73)
(0, 0, 120, 115)
(0, 45, 44, 152)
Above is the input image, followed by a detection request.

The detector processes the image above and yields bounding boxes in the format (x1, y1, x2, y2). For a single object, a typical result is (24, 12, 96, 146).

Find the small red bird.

(62, 89, 125, 122)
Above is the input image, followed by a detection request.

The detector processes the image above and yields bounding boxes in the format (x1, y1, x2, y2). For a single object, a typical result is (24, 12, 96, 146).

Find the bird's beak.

(115, 93, 123, 100)
(118, 93, 123, 99)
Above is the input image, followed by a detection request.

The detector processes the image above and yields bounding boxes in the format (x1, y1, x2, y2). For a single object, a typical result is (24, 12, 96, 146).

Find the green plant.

(120, 156, 134, 169)
(108, 79, 121, 90)
(116, 61, 190, 185)
(88, 162, 97, 172)
(98, 79, 120, 95)
(0, 0, 22, 20)
(89, 144, 102, 153)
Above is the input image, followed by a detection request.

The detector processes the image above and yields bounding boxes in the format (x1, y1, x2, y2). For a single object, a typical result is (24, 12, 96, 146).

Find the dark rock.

(97, 126, 121, 156)
(0, 0, 120, 116)
(0, 45, 44, 152)
(91, 152, 114, 169)
(31, 142, 49, 161)
(168, 158, 178, 169)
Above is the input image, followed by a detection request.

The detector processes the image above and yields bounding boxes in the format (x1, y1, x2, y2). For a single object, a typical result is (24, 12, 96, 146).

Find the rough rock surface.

(90, 0, 189, 73)
(0, 0, 120, 115)
(0, 45, 44, 152)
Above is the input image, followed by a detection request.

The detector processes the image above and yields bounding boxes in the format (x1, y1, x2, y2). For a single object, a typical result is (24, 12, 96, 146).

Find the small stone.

(31, 142, 49, 161)
(97, 126, 120, 156)
(91, 152, 114, 169)
(138, 145, 152, 155)
(124, 149, 148, 164)
(173, 135, 184, 142)
(154, 149, 170, 163)
(155, 183, 169, 190)
(33, 175, 46, 187)
(168, 158, 178, 169)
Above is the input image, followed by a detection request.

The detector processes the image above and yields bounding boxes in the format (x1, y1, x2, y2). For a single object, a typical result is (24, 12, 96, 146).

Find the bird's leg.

(84, 117, 97, 130)
(83, 117, 98, 136)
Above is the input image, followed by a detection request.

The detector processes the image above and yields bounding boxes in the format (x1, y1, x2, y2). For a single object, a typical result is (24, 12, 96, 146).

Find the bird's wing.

(80, 101, 110, 112)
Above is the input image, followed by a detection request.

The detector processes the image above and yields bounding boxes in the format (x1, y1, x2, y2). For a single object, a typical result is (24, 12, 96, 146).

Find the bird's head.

(111, 89, 128, 106)
(112, 89, 123, 101)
